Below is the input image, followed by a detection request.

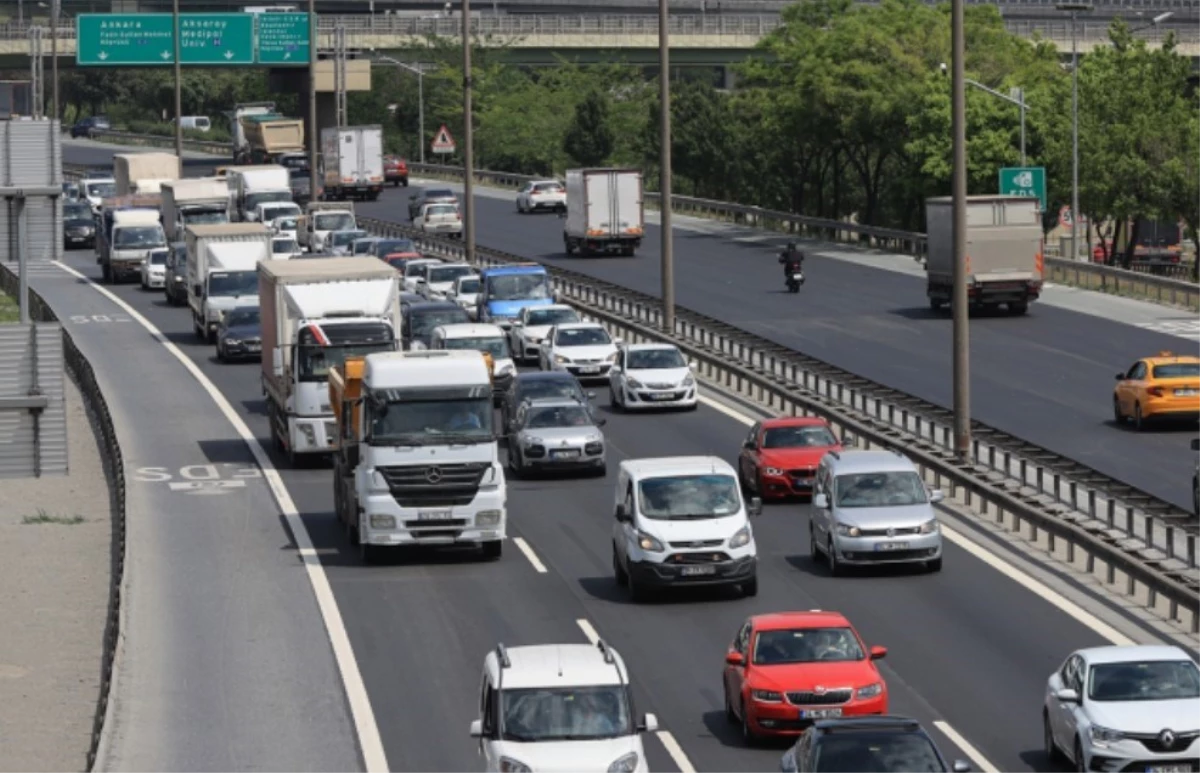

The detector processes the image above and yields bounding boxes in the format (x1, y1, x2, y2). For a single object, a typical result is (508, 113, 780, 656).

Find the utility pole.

(307, 1, 318, 200)
(172, 0, 182, 159)
(950, 0, 970, 460)
(658, 0, 675, 333)
(1057, 3, 1091, 261)
(462, 0, 475, 265)
(30, 26, 43, 119)
(50, 0, 58, 122)
(334, 25, 347, 128)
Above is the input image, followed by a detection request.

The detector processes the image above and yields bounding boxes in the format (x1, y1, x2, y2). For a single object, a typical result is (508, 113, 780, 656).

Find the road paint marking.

(513, 536, 548, 573)
(933, 720, 999, 773)
(575, 618, 601, 645)
(656, 730, 697, 773)
(52, 261, 390, 773)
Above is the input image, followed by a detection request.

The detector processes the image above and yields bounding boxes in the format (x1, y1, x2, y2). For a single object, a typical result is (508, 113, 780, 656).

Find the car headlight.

(499, 758, 532, 773)
(1089, 725, 1125, 745)
(637, 530, 664, 552)
(682, 374, 695, 387)
(918, 519, 938, 534)
(856, 682, 883, 699)
(729, 524, 752, 549)
(554, 354, 569, 364)
(608, 752, 639, 773)
(751, 689, 783, 703)
(764, 467, 784, 476)
(835, 523, 861, 537)
(523, 435, 543, 447)
(369, 514, 396, 529)
(606, 352, 618, 362)
(627, 377, 644, 389)
(224, 338, 241, 346)
(497, 362, 515, 376)
(477, 509, 502, 526)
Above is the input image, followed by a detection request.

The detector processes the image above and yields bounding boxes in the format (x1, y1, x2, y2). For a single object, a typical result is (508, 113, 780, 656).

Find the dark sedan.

(63, 201, 96, 249)
(407, 188, 457, 220)
(70, 115, 110, 138)
(216, 306, 262, 363)
(500, 371, 596, 436)
(401, 300, 469, 351)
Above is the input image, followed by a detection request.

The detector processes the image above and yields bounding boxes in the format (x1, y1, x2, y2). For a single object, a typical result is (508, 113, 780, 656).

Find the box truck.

(298, 201, 356, 253)
(161, 178, 230, 241)
(562, 168, 645, 257)
(226, 165, 292, 221)
(186, 223, 272, 341)
(113, 152, 181, 195)
(320, 125, 385, 201)
(97, 199, 166, 283)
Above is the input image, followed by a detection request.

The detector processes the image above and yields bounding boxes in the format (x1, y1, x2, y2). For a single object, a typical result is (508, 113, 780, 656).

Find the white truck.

(259, 257, 401, 465)
(299, 202, 356, 253)
(925, 195, 1044, 316)
(161, 178, 230, 242)
(320, 125, 385, 202)
(113, 152, 181, 196)
(98, 203, 167, 283)
(227, 165, 292, 222)
(563, 168, 645, 257)
(186, 223, 272, 341)
(330, 349, 507, 563)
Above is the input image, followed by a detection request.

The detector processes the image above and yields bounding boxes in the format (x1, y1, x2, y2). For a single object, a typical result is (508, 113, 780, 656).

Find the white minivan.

(612, 456, 761, 601)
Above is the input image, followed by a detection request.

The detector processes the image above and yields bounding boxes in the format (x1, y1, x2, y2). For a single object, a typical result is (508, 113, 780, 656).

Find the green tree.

(563, 89, 615, 167)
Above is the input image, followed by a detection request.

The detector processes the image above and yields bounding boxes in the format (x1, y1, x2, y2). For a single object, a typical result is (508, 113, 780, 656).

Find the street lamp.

(373, 55, 427, 165)
(1056, 2, 1092, 261)
(940, 63, 1028, 167)
(659, 0, 675, 332)
(36, 0, 58, 122)
(1130, 11, 1174, 33)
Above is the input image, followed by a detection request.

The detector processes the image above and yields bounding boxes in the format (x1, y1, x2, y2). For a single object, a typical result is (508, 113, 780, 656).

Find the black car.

(70, 115, 110, 139)
(216, 305, 262, 363)
(165, 243, 188, 306)
(401, 300, 470, 351)
(407, 188, 458, 220)
(500, 371, 596, 436)
(63, 201, 96, 249)
(780, 717, 970, 773)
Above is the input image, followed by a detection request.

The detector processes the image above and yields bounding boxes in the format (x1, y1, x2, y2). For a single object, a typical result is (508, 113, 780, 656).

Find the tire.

(810, 524, 821, 563)
(360, 540, 381, 564)
(742, 575, 758, 597)
(627, 565, 647, 602)
(724, 684, 737, 723)
(737, 463, 751, 494)
(1073, 739, 1086, 773)
(481, 540, 502, 560)
(1112, 396, 1123, 424)
(926, 557, 943, 573)
(613, 545, 628, 587)
(929, 297, 943, 311)
(740, 700, 757, 746)
(1133, 403, 1146, 432)
(1009, 301, 1029, 315)
(216, 343, 226, 363)
(827, 538, 843, 577)
(508, 446, 524, 479)
(609, 386, 623, 412)
(1043, 711, 1063, 764)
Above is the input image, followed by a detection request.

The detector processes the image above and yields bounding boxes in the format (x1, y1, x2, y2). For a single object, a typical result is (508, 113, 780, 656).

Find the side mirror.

(469, 719, 483, 738)
(929, 489, 945, 503)
(952, 762, 972, 773)
(639, 713, 659, 733)
(614, 504, 631, 522)
(813, 493, 829, 509)
(689, 361, 697, 371)
(613, 338, 624, 347)
(596, 418, 607, 427)
(869, 645, 888, 660)
(725, 651, 745, 666)
(1054, 688, 1079, 703)
(512, 320, 523, 327)
(748, 496, 763, 516)
(1115, 373, 1125, 381)
(742, 439, 756, 450)
(842, 434, 858, 448)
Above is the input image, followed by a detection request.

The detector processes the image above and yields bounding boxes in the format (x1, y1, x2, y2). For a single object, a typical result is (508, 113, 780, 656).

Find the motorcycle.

(785, 270, 805, 293)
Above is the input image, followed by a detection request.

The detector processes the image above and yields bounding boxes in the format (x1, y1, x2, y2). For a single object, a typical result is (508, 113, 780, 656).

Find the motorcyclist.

(779, 242, 804, 280)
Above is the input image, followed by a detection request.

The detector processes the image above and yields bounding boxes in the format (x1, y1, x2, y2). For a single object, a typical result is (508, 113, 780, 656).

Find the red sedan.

(723, 611, 889, 743)
(737, 417, 842, 499)
(384, 156, 409, 187)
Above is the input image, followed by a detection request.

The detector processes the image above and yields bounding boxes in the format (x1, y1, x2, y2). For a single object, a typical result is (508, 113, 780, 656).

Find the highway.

(58, 140, 1180, 773)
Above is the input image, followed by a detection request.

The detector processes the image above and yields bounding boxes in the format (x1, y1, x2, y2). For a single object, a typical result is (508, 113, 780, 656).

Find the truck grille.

(666, 551, 730, 564)
(376, 463, 489, 507)
(787, 689, 852, 706)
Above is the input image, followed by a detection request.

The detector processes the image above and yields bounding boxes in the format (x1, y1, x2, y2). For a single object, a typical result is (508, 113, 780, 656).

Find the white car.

(429, 323, 516, 403)
(516, 179, 566, 214)
(271, 236, 300, 260)
(415, 202, 463, 237)
(255, 201, 301, 227)
(139, 247, 169, 290)
(269, 215, 299, 241)
(419, 262, 476, 301)
(401, 258, 444, 294)
(1044, 645, 1200, 772)
(612, 456, 761, 601)
(508, 304, 580, 363)
(609, 343, 698, 411)
(447, 274, 482, 319)
(471, 642, 657, 773)
(538, 322, 619, 381)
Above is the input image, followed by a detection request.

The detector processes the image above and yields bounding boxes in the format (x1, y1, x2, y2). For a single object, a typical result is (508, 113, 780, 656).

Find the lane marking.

(933, 720, 999, 773)
(656, 731, 697, 773)
(51, 261, 389, 773)
(513, 536, 548, 574)
(575, 618, 600, 645)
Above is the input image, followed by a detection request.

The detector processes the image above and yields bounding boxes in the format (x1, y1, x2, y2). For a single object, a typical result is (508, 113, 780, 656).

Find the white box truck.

(258, 257, 401, 464)
(298, 201, 356, 253)
(226, 165, 292, 222)
(113, 152, 181, 195)
(186, 223, 272, 341)
(925, 195, 1044, 316)
(98, 202, 166, 283)
(563, 168, 644, 257)
(161, 178, 230, 241)
(320, 125, 385, 202)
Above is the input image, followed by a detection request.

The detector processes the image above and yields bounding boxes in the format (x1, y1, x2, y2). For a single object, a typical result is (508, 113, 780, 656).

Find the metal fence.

(0, 323, 65, 477)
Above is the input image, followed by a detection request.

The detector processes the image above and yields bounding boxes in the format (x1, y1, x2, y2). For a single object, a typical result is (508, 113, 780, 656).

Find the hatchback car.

(609, 342, 698, 411)
(70, 115, 110, 138)
(516, 180, 566, 213)
(215, 305, 262, 363)
(419, 262, 476, 301)
(508, 397, 607, 478)
(138, 248, 169, 290)
(328, 229, 370, 256)
(415, 202, 463, 237)
(508, 304, 581, 363)
(780, 717, 970, 772)
(500, 371, 595, 436)
(738, 418, 843, 500)
(448, 274, 483, 319)
(164, 242, 188, 305)
(538, 322, 620, 381)
(373, 238, 421, 262)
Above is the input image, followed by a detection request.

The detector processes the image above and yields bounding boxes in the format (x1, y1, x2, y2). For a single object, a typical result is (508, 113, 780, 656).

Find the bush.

(116, 120, 230, 143)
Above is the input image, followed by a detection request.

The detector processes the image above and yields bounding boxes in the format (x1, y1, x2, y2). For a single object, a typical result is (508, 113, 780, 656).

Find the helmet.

(786, 242, 797, 251)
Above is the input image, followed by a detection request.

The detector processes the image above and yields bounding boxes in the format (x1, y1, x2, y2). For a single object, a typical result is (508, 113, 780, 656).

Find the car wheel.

(827, 537, 843, 577)
(810, 524, 821, 562)
(724, 683, 737, 723)
(360, 540, 381, 565)
(1112, 396, 1123, 424)
(740, 699, 757, 746)
(1133, 403, 1145, 431)
(1073, 738, 1086, 773)
(1043, 711, 1063, 763)
(613, 544, 628, 587)
(627, 564, 647, 602)
(742, 575, 758, 597)
(609, 385, 622, 412)
(216, 343, 226, 363)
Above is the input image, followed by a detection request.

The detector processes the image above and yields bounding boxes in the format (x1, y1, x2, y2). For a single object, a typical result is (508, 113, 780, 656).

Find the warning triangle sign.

(431, 124, 456, 154)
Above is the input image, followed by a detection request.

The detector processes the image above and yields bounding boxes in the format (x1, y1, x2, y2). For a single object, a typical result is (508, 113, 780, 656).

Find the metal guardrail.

(357, 214, 1200, 632)
(85, 129, 232, 156)
(0, 260, 128, 772)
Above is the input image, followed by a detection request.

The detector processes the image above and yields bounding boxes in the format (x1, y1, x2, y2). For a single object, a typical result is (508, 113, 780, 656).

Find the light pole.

(462, 0, 475, 265)
(658, 0, 675, 333)
(37, 0, 58, 121)
(1130, 12, 1174, 34)
(1056, 3, 1092, 261)
(950, 0, 970, 460)
(966, 79, 1027, 165)
(172, 0, 182, 159)
(307, 0, 318, 200)
(374, 56, 426, 164)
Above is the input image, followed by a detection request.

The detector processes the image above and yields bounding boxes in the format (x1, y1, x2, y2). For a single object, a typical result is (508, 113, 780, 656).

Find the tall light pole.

(462, 0, 475, 265)
(375, 56, 426, 165)
(49, 0, 58, 122)
(950, 0, 970, 460)
(307, 0, 318, 200)
(964, 79, 1027, 165)
(1056, 3, 1091, 261)
(658, 0, 675, 333)
(172, 0, 182, 159)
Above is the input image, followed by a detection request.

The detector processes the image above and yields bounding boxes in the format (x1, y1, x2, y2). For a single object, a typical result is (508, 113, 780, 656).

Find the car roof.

(761, 417, 833, 430)
(531, 179, 562, 185)
(620, 456, 734, 478)
(751, 610, 853, 631)
(424, 188, 455, 196)
(552, 321, 605, 332)
(407, 300, 463, 312)
(823, 449, 914, 474)
(487, 644, 628, 689)
(1076, 645, 1196, 665)
(623, 342, 679, 353)
(427, 262, 472, 270)
(435, 323, 504, 338)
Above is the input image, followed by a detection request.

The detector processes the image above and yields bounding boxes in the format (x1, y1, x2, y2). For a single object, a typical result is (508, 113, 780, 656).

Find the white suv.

(609, 343, 698, 411)
(612, 456, 761, 601)
(471, 641, 658, 772)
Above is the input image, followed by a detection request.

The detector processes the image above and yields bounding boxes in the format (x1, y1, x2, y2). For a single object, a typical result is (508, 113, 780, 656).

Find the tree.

(563, 89, 614, 167)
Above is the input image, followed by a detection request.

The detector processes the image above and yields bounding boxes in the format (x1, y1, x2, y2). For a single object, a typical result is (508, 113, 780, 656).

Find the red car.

(384, 156, 409, 187)
(723, 611, 888, 742)
(737, 417, 842, 499)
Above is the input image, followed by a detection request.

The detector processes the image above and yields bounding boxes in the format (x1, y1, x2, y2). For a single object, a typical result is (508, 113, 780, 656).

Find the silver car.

(507, 397, 607, 478)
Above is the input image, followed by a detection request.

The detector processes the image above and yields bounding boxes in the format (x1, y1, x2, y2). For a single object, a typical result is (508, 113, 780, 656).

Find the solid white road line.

(575, 618, 601, 645)
(513, 536, 548, 573)
(933, 720, 1000, 773)
(53, 262, 390, 773)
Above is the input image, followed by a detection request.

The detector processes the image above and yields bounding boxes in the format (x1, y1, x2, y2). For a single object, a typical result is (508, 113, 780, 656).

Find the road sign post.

(431, 124, 456, 155)
(256, 12, 310, 65)
(998, 166, 1047, 211)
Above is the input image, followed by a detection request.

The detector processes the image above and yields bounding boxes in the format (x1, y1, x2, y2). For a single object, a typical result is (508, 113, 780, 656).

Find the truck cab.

(256, 201, 302, 227)
(476, 264, 555, 329)
(303, 203, 356, 253)
(99, 206, 166, 283)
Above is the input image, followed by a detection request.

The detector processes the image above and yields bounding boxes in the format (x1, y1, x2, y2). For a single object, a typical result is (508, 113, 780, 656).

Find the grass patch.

(22, 508, 86, 525)
(0, 290, 18, 324)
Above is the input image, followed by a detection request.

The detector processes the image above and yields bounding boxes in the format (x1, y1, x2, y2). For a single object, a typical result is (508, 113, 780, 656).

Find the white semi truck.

(227, 165, 292, 222)
(161, 178, 230, 242)
(258, 257, 402, 465)
(320, 125, 385, 201)
(562, 168, 645, 257)
(113, 152, 181, 195)
(186, 222, 272, 341)
(298, 202, 356, 253)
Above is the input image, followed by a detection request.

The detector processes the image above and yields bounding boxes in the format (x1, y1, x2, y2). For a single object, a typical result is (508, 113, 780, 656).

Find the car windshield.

(813, 732, 946, 772)
(263, 205, 300, 219)
(627, 348, 686, 370)
(456, 277, 481, 294)
(1088, 660, 1200, 702)
(516, 380, 582, 404)
(245, 191, 292, 210)
(556, 327, 611, 347)
(835, 471, 927, 508)
(273, 239, 297, 254)
(377, 239, 415, 256)
(406, 262, 438, 278)
(65, 203, 92, 220)
(85, 182, 116, 198)
(1153, 363, 1200, 378)
(115, 226, 165, 248)
(410, 309, 470, 338)
(638, 474, 741, 519)
(226, 308, 260, 327)
(763, 425, 838, 449)
(273, 217, 298, 231)
(500, 686, 632, 743)
(207, 271, 257, 298)
(315, 212, 355, 231)
(429, 266, 474, 284)
(753, 627, 864, 665)
(425, 204, 457, 217)
(527, 308, 578, 326)
(332, 230, 368, 247)
(442, 336, 509, 358)
(525, 405, 592, 429)
(149, 250, 168, 265)
(368, 396, 492, 445)
(298, 342, 392, 382)
(487, 273, 550, 301)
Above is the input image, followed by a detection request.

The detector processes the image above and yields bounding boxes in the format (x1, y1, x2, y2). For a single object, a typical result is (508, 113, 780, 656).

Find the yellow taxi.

(1112, 352, 1200, 430)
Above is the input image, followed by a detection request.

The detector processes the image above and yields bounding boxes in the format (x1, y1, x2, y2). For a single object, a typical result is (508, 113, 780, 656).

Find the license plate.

(417, 510, 452, 521)
(680, 565, 716, 576)
(792, 273, 804, 281)
(1175, 389, 1197, 396)
(800, 708, 843, 719)
(875, 542, 910, 551)
(650, 393, 675, 401)
(247, 344, 261, 352)
(1146, 766, 1192, 773)
(551, 450, 580, 459)
(579, 366, 601, 374)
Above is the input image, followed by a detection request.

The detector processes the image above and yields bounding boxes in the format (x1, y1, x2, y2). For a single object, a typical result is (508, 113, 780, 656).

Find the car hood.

(750, 660, 881, 693)
(489, 738, 641, 772)
(520, 426, 603, 445)
(1087, 698, 1200, 733)
(556, 344, 616, 362)
(835, 503, 935, 529)
(223, 324, 261, 339)
(626, 367, 690, 385)
(759, 447, 835, 470)
(488, 299, 551, 317)
(641, 514, 744, 544)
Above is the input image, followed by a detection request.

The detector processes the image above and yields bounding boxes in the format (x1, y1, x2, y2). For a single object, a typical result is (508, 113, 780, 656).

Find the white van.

(176, 116, 211, 132)
(612, 456, 761, 601)
(429, 323, 515, 403)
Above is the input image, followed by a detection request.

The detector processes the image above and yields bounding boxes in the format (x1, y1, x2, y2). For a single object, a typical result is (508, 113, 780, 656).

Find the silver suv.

(810, 449, 944, 575)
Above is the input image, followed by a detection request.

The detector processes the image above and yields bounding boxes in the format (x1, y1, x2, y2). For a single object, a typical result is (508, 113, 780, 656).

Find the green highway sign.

(77, 14, 176, 66)
(256, 13, 311, 65)
(999, 166, 1047, 211)
(179, 13, 255, 65)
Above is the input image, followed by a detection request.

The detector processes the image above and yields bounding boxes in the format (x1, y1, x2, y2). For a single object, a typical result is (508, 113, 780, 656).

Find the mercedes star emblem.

(1159, 729, 1176, 747)
(425, 466, 443, 484)
(886, 528, 896, 538)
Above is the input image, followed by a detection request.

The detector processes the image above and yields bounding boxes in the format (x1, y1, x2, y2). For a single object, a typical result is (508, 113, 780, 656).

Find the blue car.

(477, 263, 556, 328)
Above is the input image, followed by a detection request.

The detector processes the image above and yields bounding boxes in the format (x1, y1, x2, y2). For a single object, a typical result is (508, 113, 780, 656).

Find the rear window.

(1153, 364, 1199, 378)
(534, 183, 563, 192)
(814, 731, 945, 772)
(426, 189, 455, 199)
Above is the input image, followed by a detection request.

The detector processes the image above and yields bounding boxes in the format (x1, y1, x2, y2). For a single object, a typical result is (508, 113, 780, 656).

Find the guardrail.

(85, 129, 232, 157)
(0, 260, 128, 772)
(357, 214, 1200, 633)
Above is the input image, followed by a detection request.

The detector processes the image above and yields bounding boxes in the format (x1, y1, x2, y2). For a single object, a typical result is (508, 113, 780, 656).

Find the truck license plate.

(418, 510, 453, 521)
(680, 565, 716, 576)
(1146, 767, 1192, 773)
(875, 542, 910, 551)
(800, 708, 843, 719)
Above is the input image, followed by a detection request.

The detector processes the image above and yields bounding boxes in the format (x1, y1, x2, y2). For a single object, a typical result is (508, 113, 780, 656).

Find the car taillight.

(1148, 387, 1165, 397)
